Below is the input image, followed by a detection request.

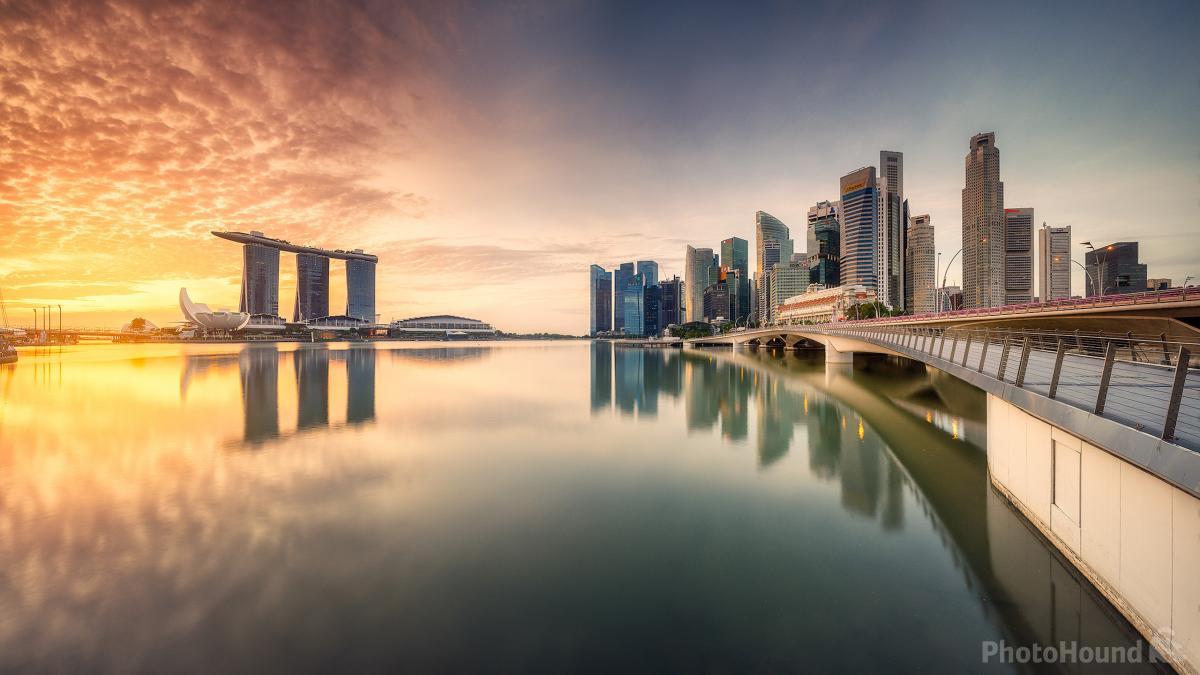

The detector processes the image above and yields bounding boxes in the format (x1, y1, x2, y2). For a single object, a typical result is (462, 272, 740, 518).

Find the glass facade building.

(1085, 242, 1147, 297)
(293, 252, 330, 322)
(345, 258, 376, 322)
(589, 264, 613, 336)
(684, 246, 715, 323)
(880, 151, 905, 310)
(755, 211, 792, 326)
(807, 201, 840, 289)
(636, 261, 659, 289)
(240, 243, 280, 317)
(720, 237, 750, 323)
(660, 276, 683, 328)
(839, 167, 879, 293)
(643, 283, 662, 337)
(622, 273, 645, 336)
(613, 263, 635, 332)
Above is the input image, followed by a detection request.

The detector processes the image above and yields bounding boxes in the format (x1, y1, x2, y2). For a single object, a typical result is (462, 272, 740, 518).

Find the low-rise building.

(777, 284, 877, 325)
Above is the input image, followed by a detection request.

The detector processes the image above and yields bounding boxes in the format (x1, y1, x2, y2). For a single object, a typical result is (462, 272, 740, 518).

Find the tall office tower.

(660, 276, 683, 327)
(755, 211, 792, 325)
(622, 272, 645, 335)
(725, 267, 749, 323)
(1085, 242, 1147, 296)
(905, 215, 936, 314)
(767, 259, 811, 324)
(839, 167, 880, 293)
(240, 241, 281, 316)
(879, 151, 905, 309)
(806, 200, 841, 288)
(702, 276, 731, 322)
(1003, 208, 1034, 304)
(721, 237, 750, 322)
(345, 257, 376, 322)
(643, 283, 662, 337)
(1038, 224, 1072, 301)
(589, 264, 613, 336)
(293, 252, 330, 322)
(613, 262, 635, 331)
(962, 132, 1005, 309)
(636, 260, 659, 288)
(684, 246, 715, 323)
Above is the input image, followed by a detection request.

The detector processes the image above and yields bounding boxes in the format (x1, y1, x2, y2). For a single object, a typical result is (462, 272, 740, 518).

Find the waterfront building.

(755, 211, 793, 326)
(388, 315, 497, 338)
(613, 262, 635, 331)
(702, 281, 730, 323)
(684, 246, 715, 323)
(636, 260, 659, 289)
(1004, 208, 1034, 304)
(589, 265, 613, 336)
(1147, 277, 1172, 291)
(1085, 242, 1147, 296)
(962, 132, 1005, 309)
(721, 237, 750, 323)
(768, 259, 811, 325)
(240, 241, 280, 317)
(345, 256, 376, 322)
(839, 167, 879, 294)
(660, 276, 683, 328)
(905, 215, 936, 314)
(880, 151, 905, 310)
(294, 252, 330, 322)
(643, 283, 662, 337)
(777, 284, 877, 324)
(622, 272, 646, 336)
(1038, 224, 1072, 301)
(807, 200, 841, 289)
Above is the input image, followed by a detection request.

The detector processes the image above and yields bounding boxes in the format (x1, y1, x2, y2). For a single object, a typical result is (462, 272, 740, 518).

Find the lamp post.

(1080, 241, 1113, 297)
(938, 247, 964, 313)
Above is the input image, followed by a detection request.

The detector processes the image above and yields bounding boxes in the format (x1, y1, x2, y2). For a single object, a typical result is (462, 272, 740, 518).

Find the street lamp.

(938, 247, 964, 313)
(1080, 241, 1113, 297)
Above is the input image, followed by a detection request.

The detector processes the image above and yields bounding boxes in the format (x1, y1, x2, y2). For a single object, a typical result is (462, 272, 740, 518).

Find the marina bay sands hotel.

(213, 231, 378, 324)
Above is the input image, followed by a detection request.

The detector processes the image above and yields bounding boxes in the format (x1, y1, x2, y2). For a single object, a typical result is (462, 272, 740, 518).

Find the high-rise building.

(643, 283, 662, 337)
(879, 151, 905, 310)
(240, 241, 280, 317)
(721, 237, 750, 323)
(702, 281, 730, 323)
(806, 200, 840, 288)
(613, 262, 634, 331)
(962, 132, 1005, 309)
(839, 167, 879, 293)
(636, 260, 659, 289)
(1085, 242, 1147, 297)
(684, 246, 715, 323)
(294, 252, 330, 322)
(660, 276, 683, 328)
(767, 259, 811, 325)
(622, 272, 645, 335)
(1003, 208, 1034, 305)
(345, 257, 376, 322)
(755, 211, 792, 326)
(905, 214, 936, 314)
(1038, 224, 1072, 301)
(589, 264, 613, 336)
(1147, 278, 1172, 291)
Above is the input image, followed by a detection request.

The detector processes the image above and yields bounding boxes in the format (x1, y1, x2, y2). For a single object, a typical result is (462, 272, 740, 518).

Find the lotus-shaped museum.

(179, 288, 250, 331)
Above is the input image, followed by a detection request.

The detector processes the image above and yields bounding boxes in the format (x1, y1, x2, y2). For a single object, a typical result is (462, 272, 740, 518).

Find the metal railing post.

(948, 332, 959, 362)
(938, 330, 947, 359)
(1094, 342, 1117, 415)
(1159, 333, 1170, 366)
(997, 336, 1012, 381)
(1162, 346, 1191, 441)
(1048, 340, 1067, 399)
(1014, 338, 1032, 388)
(961, 334, 973, 367)
(977, 330, 990, 373)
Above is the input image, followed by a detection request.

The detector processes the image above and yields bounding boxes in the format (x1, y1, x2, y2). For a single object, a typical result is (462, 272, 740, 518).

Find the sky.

(1, 0, 1198, 334)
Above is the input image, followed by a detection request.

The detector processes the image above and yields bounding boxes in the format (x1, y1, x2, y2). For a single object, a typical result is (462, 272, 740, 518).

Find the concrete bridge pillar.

(824, 345, 853, 364)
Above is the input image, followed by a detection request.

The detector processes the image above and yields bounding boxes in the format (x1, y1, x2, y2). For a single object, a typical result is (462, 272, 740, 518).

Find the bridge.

(682, 298, 1200, 671)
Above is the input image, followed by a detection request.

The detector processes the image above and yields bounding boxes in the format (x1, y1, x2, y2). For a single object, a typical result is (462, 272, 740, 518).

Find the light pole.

(938, 247, 964, 313)
(1080, 241, 1113, 297)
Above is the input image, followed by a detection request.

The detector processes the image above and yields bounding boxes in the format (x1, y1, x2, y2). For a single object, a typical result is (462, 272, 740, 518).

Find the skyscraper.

(755, 211, 792, 326)
(1085, 242, 1147, 297)
(721, 237, 750, 323)
(1038, 224, 1071, 301)
(294, 252, 330, 322)
(905, 214, 936, 314)
(962, 132, 1005, 309)
(589, 264, 613, 336)
(345, 257, 376, 322)
(880, 151, 905, 310)
(660, 276, 683, 327)
(684, 246, 715, 323)
(1003, 208, 1034, 304)
(807, 200, 840, 288)
(839, 167, 879, 293)
(622, 272, 645, 335)
(636, 260, 659, 289)
(768, 259, 811, 324)
(643, 283, 662, 337)
(240, 241, 280, 317)
(613, 262, 634, 331)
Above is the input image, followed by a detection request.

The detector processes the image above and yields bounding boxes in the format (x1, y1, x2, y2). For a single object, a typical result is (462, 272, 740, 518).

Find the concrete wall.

(988, 394, 1200, 674)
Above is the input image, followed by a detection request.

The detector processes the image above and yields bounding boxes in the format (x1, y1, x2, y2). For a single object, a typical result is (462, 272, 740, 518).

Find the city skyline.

(2, 0, 1198, 333)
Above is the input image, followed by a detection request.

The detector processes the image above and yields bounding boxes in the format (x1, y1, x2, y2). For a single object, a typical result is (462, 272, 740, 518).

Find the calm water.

(0, 341, 1159, 673)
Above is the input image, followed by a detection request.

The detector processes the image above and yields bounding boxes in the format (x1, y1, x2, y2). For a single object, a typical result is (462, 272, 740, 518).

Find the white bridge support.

(989, 394, 1200, 673)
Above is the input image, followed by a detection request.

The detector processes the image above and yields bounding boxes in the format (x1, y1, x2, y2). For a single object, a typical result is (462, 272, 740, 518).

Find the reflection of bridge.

(687, 318, 1200, 671)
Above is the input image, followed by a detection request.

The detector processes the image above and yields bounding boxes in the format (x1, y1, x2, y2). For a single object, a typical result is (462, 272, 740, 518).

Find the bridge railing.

(824, 324, 1199, 446)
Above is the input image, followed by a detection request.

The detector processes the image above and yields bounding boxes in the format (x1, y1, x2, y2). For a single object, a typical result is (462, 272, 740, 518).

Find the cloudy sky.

(1, 0, 1198, 333)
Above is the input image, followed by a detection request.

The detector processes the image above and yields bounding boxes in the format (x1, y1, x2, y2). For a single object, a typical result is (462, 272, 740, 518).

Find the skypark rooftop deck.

(212, 230, 378, 262)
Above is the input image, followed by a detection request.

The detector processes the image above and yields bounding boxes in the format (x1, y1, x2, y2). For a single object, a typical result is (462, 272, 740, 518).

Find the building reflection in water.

(344, 348, 375, 425)
(587, 343, 1152, 661)
(240, 347, 279, 443)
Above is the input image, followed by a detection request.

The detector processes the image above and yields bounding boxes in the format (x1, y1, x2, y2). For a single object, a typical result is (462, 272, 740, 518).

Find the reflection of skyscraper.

(294, 253, 330, 321)
(241, 243, 280, 317)
(294, 347, 330, 429)
(346, 347, 376, 425)
(590, 341, 613, 412)
(614, 348, 644, 416)
(240, 346, 279, 443)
